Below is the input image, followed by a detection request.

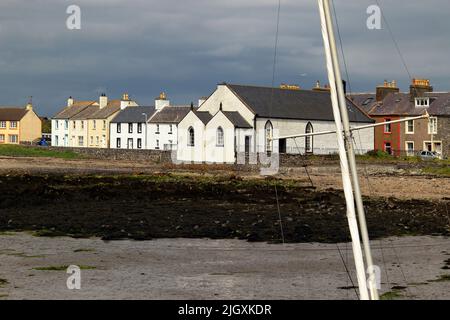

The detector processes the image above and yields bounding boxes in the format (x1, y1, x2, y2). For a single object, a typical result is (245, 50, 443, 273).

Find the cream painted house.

(87, 94, 138, 148)
(0, 104, 42, 145)
(69, 105, 100, 147)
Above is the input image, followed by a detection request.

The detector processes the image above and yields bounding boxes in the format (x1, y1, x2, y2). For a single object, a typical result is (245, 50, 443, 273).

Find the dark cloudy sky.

(1, 0, 449, 117)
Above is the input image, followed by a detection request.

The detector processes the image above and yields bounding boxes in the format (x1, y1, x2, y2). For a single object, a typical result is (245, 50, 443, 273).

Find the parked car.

(417, 150, 440, 160)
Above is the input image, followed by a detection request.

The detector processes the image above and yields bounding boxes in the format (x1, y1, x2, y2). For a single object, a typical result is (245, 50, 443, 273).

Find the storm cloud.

(1, 0, 449, 116)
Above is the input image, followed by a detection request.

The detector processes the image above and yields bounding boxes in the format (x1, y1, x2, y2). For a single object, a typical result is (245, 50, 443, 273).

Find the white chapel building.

(177, 83, 374, 164)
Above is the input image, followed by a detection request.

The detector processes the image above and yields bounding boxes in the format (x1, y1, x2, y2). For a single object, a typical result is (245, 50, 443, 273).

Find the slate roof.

(53, 101, 97, 119)
(110, 106, 156, 123)
(88, 100, 121, 119)
(71, 105, 100, 120)
(348, 93, 377, 113)
(0, 107, 29, 121)
(193, 111, 213, 124)
(226, 84, 373, 123)
(367, 92, 450, 117)
(149, 106, 192, 124)
(222, 111, 252, 128)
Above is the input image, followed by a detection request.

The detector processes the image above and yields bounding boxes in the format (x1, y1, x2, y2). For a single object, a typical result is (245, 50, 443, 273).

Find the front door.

(279, 138, 287, 154)
(127, 138, 133, 149)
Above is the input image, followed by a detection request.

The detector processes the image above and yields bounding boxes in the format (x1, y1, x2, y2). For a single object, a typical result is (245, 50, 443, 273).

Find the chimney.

(120, 93, 131, 110)
(26, 103, 33, 111)
(376, 80, 399, 102)
(155, 92, 170, 110)
(410, 78, 433, 100)
(67, 96, 74, 107)
(99, 93, 108, 109)
(198, 97, 208, 107)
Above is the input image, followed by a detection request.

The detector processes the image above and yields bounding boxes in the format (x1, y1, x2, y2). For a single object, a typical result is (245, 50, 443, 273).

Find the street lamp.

(142, 113, 148, 149)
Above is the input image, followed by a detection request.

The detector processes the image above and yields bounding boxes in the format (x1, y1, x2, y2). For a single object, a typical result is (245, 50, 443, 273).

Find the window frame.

(305, 122, 314, 154)
(428, 117, 438, 134)
(384, 118, 392, 134)
(187, 127, 195, 147)
(216, 127, 224, 147)
(405, 120, 414, 134)
(405, 141, 415, 157)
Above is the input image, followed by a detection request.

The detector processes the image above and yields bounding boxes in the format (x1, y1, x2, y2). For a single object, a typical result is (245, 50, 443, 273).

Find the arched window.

(305, 122, 313, 153)
(265, 121, 273, 153)
(217, 127, 224, 147)
(188, 127, 195, 146)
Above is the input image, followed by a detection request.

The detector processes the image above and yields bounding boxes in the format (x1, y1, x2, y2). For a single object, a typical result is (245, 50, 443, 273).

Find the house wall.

(402, 117, 429, 155)
(198, 84, 255, 126)
(69, 120, 88, 147)
(204, 112, 236, 164)
(402, 116, 448, 158)
(256, 118, 374, 155)
(0, 120, 20, 144)
(51, 119, 70, 147)
(87, 112, 120, 149)
(373, 116, 401, 156)
(110, 123, 146, 149)
(19, 110, 42, 143)
(87, 119, 108, 148)
(177, 111, 207, 163)
(434, 116, 449, 157)
(148, 123, 177, 150)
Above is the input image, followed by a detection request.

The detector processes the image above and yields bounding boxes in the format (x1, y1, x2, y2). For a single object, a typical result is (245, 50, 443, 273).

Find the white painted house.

(51, 98, 97, 147)
(110, 106, 155, 149)
(148, 105, 191, 150)
(177, 83, 374, 164)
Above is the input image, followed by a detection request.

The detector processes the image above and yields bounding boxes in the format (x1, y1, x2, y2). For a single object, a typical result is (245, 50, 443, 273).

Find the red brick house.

(351, 79, 449, 158)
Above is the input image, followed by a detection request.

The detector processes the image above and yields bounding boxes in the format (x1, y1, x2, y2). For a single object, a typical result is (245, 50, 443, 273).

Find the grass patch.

(31, 229, 71, 237)
(0, 145, 81, 159)
(429, 274, 450, 282)
(32, 265, 96, 271)
(73, 248, 96, 253)
(380, 290, 404, 300)
(422, 167, 450, 176)
(0, 231, 16, 236)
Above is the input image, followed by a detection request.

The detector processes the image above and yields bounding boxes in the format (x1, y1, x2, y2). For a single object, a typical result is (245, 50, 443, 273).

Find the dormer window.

(415, 97, 429, 107)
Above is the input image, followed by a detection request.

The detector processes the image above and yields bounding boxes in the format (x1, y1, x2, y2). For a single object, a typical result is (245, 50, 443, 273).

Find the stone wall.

(49, 146, 172, 163)
(48, 146, 342, 167)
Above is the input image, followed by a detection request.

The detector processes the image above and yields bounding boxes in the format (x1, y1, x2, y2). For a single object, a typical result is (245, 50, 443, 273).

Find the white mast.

(319, 0, 379, 300)
(318, 0, 371, 300)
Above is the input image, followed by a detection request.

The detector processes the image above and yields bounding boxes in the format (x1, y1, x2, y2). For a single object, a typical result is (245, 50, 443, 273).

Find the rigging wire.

(269, 0, 286, 246)
(274, 184, 285, 244)
(336, 243, 359, 300)
(293, 137, 314, 188)
(269, 0, 282, 118)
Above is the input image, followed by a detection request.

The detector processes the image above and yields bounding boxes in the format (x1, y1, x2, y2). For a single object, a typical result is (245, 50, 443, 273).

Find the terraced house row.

(50, 79, 449, 162)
